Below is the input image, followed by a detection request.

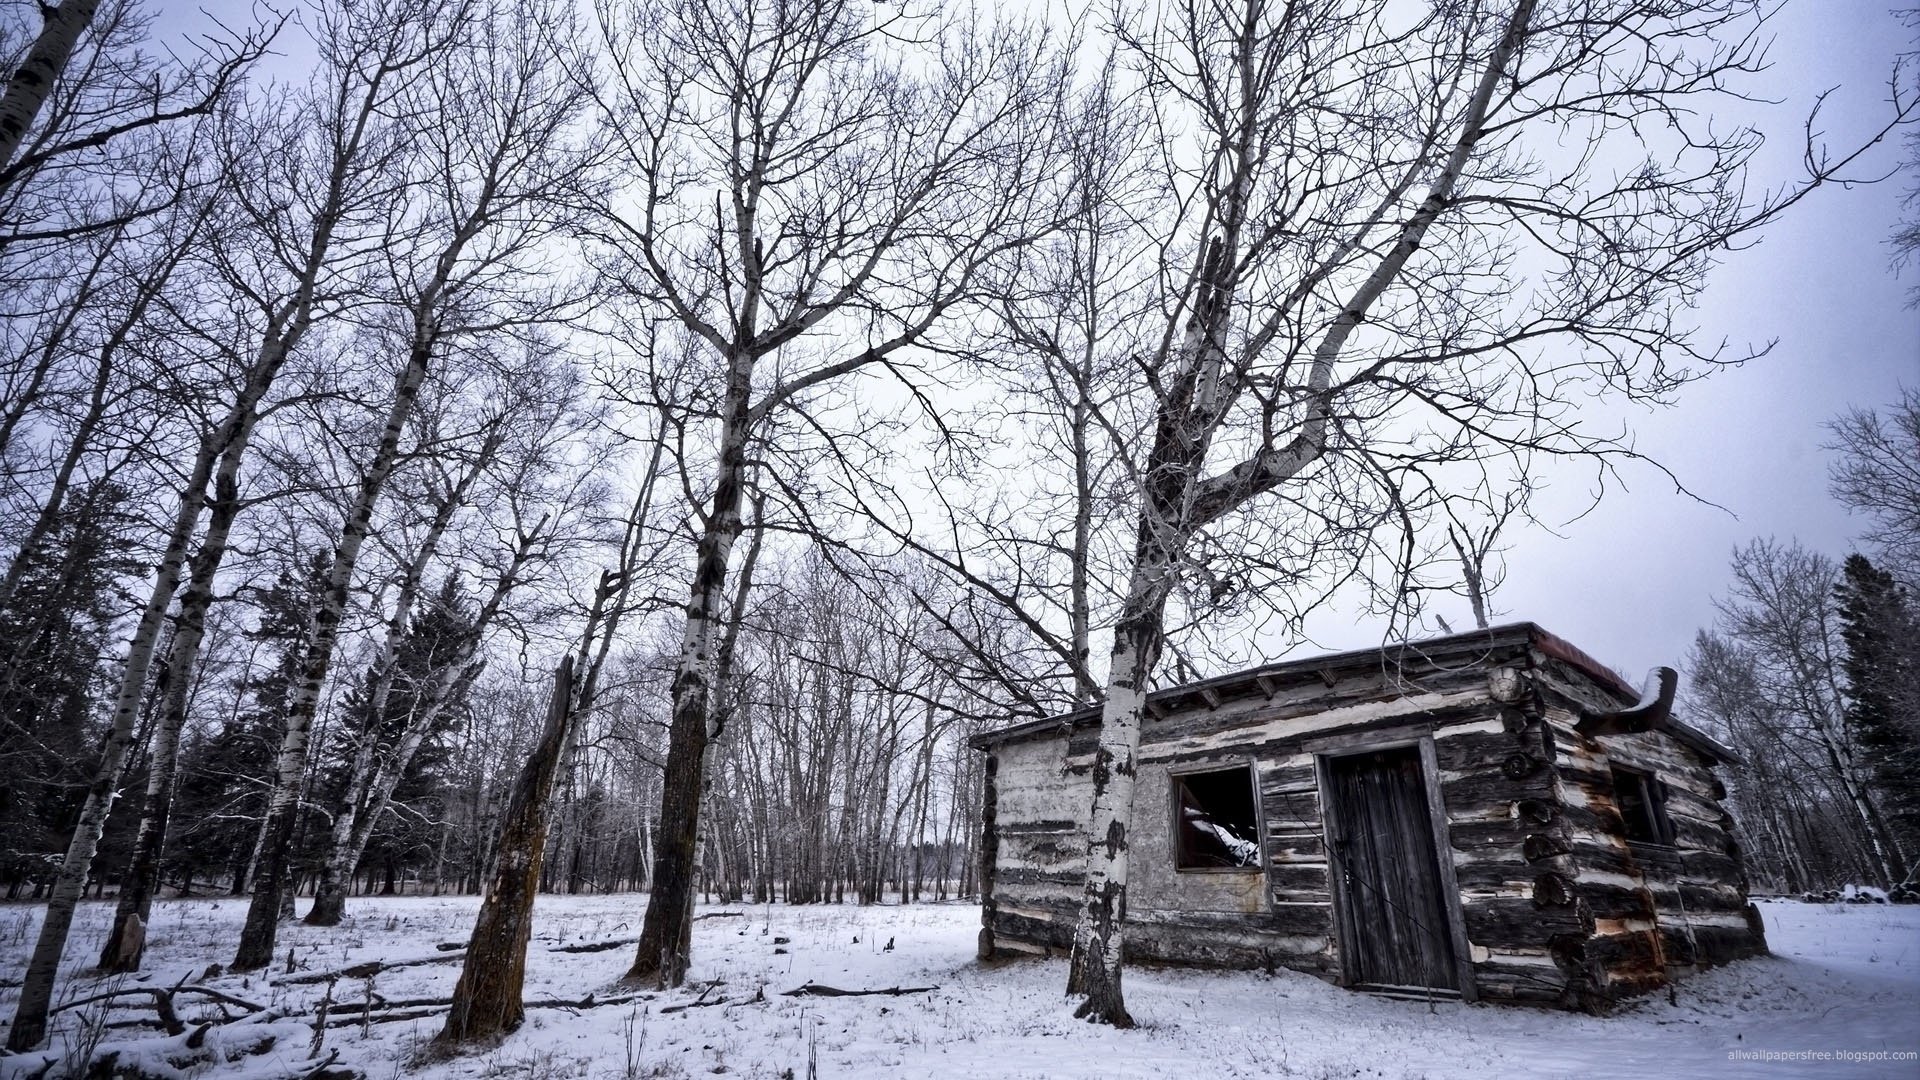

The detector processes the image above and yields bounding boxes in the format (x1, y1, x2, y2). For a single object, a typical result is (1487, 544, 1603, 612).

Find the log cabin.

(970, 622, 1768, 1011)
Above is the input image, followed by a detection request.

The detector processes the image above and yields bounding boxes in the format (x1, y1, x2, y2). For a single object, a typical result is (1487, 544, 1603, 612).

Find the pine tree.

(0, 481, 144, 897)
(314, 576, 475, 901)
(1836, 554, 1920, 892)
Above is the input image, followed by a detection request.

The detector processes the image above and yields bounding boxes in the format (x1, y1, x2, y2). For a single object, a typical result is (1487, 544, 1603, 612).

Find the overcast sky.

(148, 0, 1917, 688)
(1289, 0, 1920, 682)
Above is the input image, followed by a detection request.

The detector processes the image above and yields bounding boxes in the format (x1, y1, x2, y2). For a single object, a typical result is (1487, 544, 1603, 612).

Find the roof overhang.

(968, 621, 1738, 765)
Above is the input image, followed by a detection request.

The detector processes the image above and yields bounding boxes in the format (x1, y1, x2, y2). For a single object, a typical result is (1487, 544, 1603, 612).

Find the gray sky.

(1294, 0, 1920, 681)
(146, 0, 1918, 686)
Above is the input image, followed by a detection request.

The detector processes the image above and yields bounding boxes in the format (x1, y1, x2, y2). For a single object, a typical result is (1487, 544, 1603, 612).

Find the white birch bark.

(4, 272, 315, 1045)
(0, 0, 103, 180)
(1065, 0, 1539, 1025)
(233, 311, 444, 967)
(304, 458, 484, 925)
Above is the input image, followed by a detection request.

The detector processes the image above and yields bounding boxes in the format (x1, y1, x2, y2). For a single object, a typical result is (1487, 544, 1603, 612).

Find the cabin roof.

(968, 621, 1734, 763)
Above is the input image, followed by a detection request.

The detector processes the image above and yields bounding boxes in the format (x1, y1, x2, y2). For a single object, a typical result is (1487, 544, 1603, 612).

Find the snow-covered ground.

(1, 895, 1915, 1078)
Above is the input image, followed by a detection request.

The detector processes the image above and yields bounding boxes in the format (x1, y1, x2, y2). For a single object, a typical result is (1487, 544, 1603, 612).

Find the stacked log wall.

(1530, 657, 1767, 1009)
(976, 629, 1765, 1012)
(1432, 702, 1579, 1006)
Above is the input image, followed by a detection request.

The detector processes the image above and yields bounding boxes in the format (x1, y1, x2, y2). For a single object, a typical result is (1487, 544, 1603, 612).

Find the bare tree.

(1690, 539, 1911, 888)
(1054, 0, 1914, 1025)
(0, 0, 104, 172)
(1828, 388, 1920, 581)
(232, 0, 599, 962)
(583, 0, 1064, 984)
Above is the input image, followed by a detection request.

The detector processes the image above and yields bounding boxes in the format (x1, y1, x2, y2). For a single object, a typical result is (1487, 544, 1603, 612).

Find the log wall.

(975, 626, 1765, 1012)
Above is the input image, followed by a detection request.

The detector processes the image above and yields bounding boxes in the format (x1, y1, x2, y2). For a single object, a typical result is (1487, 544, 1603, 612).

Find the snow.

(2, 895, 1916, 1078)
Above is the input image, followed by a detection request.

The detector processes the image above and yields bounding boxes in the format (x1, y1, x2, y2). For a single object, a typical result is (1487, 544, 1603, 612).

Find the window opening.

(1611, 766, 1672, 845)
(1174, 766, 1261, 869)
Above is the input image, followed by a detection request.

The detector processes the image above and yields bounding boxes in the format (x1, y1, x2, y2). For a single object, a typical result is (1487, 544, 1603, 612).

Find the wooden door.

(1323, 747, 1460, 992)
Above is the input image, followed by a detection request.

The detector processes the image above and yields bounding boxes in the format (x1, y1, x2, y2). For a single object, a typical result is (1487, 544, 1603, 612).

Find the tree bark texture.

(627, 355, 754, 986)
(97, 463, 245, 971)
(0, 0, 103, 178)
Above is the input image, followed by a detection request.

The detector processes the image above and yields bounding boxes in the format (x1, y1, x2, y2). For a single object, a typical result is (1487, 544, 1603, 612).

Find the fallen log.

(322, 991, 653, 1028)
(549, 937, 639, 954)
(280, 951, 465, 985)
(780, 982, 937, 998)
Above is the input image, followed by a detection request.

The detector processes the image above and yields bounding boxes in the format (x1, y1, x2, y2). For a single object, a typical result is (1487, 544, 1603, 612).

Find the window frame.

(1610, 764, 1675, 848)
(1168, 760, 1265, 874)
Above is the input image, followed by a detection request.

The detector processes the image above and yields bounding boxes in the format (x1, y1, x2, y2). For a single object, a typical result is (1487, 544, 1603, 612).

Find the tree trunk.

(3, 417, 229, 1049)
(437, 657, 576, 1043)
(234, 325, 437, 969)
(305, 464, 480, 926)
(0, 0, 103, 180)
(98, 462, 244, 971)
(627, 353, 754, 986)
(1065, 544, 1175, 1028)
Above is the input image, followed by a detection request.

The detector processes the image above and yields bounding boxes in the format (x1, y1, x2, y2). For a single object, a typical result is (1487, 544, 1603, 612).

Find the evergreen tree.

(0, 481, 144, 897)
(1836, 553, 1920, 890)
(165, 556, 323, 894)
(316, 576, 476, 895)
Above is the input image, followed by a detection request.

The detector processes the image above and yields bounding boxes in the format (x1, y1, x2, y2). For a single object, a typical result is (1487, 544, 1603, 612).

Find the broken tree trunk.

(437, 656, 578, 1043)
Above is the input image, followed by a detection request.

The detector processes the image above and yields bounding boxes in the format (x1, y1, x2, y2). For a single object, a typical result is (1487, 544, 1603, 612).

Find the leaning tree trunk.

(234, 327, 437, 969)
(627, 353, 755, 986)
(437, 657, 577, 1043)
(0, 0, 103, 182)
(98, 462, 246, 971)
(305, 471, 476, 926)
(308, 520, 539, 926)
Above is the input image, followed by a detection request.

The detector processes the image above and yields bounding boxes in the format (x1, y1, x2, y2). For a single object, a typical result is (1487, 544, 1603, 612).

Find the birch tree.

(1057, 0, 1913, 1026)
(1, 0, 447, 1001)
(1828, 389, 1920, 581)
(304, 348, 617, 926)
(227, 0, 599, 967)
(584, 0, 1064, 985)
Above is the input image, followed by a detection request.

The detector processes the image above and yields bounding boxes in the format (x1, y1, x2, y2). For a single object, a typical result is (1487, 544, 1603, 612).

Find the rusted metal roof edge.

(966, 621, 1741, 767)
(1535, 639, 1737, 765)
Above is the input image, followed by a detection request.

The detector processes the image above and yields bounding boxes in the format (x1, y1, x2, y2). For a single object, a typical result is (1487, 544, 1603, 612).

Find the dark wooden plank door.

(1324, 747, 1460, 991)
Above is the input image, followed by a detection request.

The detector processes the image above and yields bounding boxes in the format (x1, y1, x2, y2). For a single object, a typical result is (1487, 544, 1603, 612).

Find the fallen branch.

(659, 981, 747, 1014)
(549, 936, 639, 954)
(5, 1013, 349, 1080)
(322, 991, 652, 1028)
(781, 982, 937, 998)
(280, 952, 464, 985)
(548, 914, 738, 953)
(50, 983, 267, 1035)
